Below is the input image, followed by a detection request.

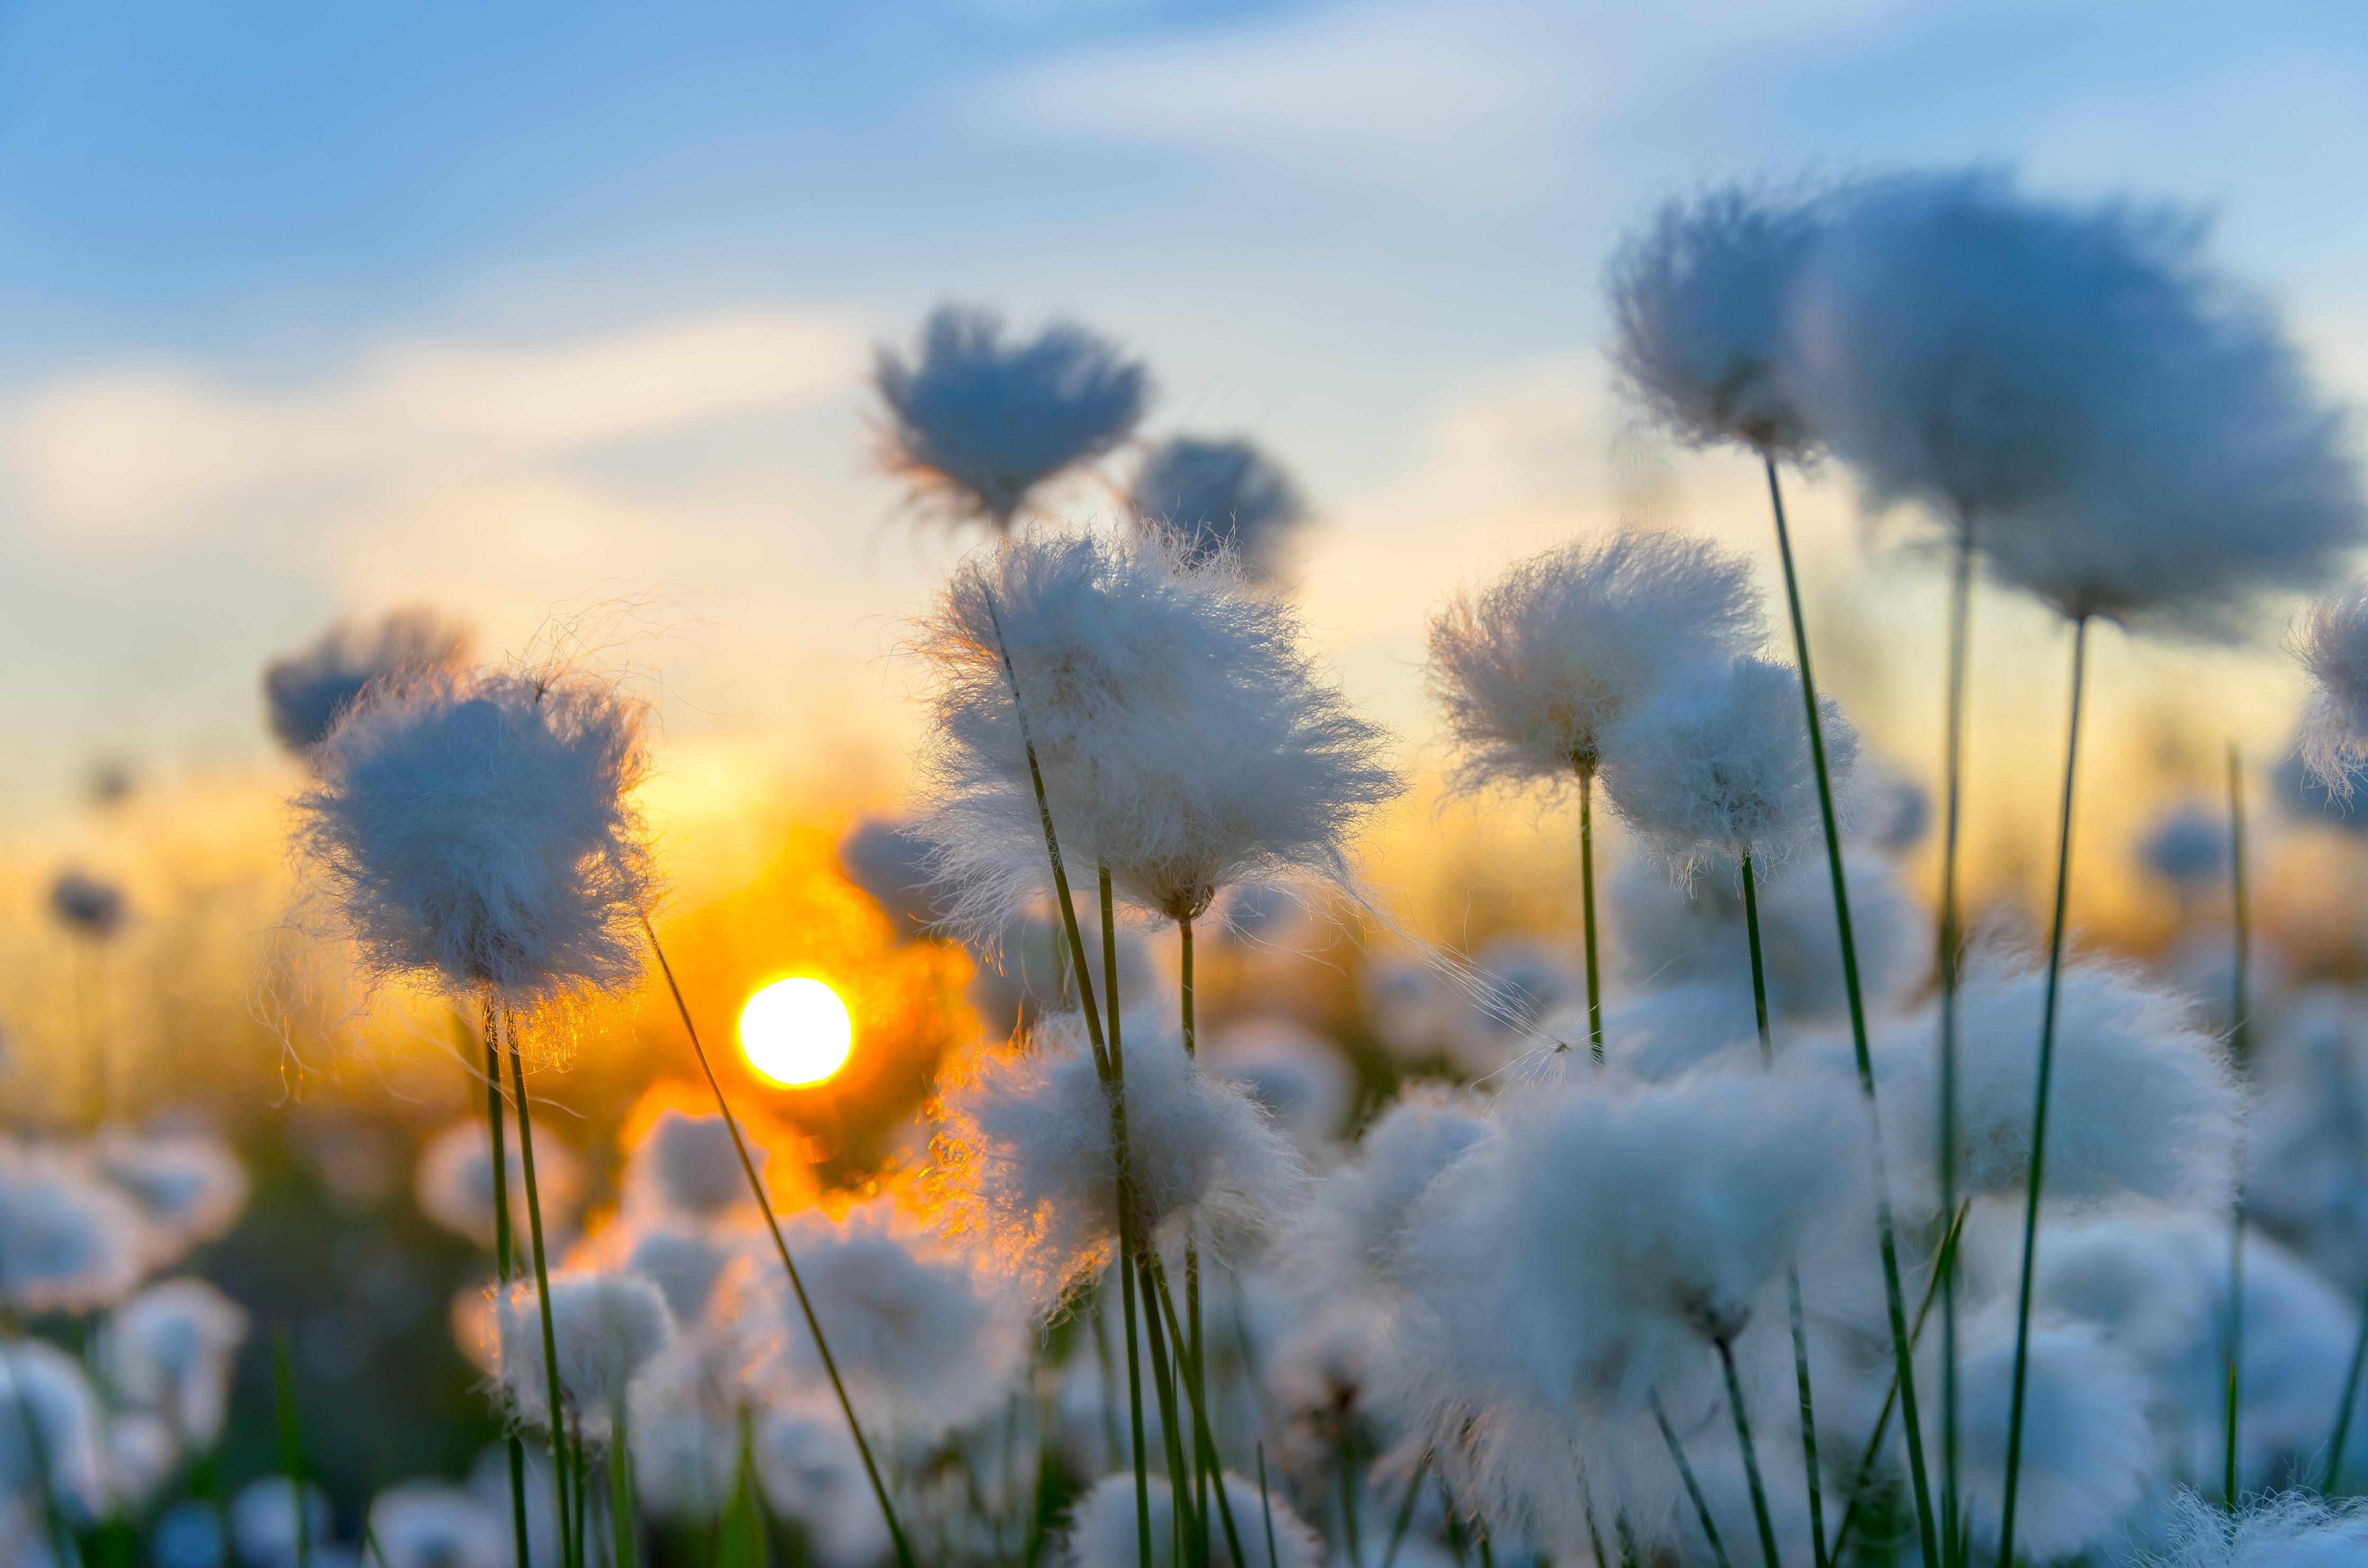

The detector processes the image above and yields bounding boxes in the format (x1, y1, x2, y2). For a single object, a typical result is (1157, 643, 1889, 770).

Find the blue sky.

(2, 0, 2364, 829)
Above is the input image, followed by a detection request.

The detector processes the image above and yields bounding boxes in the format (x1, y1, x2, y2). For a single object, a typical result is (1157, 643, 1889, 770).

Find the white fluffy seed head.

(1129, 436, 1311, 580)
(1609, 183, 1832, 456)
(932, 1008, 1309, 1306)
(874, 304, 1150, 528)
(293, 666, 659, 1007)
(0, 1142, 149, 1313)
(1201, 1017, 1357, 1156)
(1061, 1472, 1325, 1568)
(264, 608, 475, 754)
(2138, 798, 2232, 886)
(913, 527, 1399, 927)
(1878, 947, 2241, 1212)
(1285, 1081, 1491, 1304)
(1387, 1070, 1858, 1421)
(1601, 655, 1857, 881)
(1792, 170, 2364, 639)
(498, 1270, 676, 1440)
(1425, 530, 1765, 789)
(102, 1278, 249, 1446)
(95, 1129, 249, 1267)
(2151, 1490, 2368, 1567)
(626, 1341, 739, 1525)
(754, 1394, 893, 1568)
(623, 1107, 764, 1222)
(732, 1196, 1026, 1441)
(415, 1117, 585, 1249)
(0, 1340, 107, 1520)
(367, 1483, 507, 1568)
(2295, 583, 2368, 797)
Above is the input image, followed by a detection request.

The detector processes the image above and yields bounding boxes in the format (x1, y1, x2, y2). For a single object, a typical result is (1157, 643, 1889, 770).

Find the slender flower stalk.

(1994, 615, 2091, 1568)
(1578, 767, 1604, 1058)
(1716, 1336, 1784, 1568)
(478, 1004, 534, 1568)
(2223, 740, 2250, 1509)
(1765, 454, 1940, 1566)
(1653, 1395, 1734, 1568)
(1179, 913, 1214, 1562)
(505, 1014, 578, 1568)
(1935, 537, 1972, 1568)
(1380, 1452, 1434, 1568)
(1827, 1201, 1970, 1562)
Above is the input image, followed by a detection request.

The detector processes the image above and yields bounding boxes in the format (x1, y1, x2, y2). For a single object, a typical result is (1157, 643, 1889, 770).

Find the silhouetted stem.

(478, 1002, 534, 1568)
(1936, 537, 1972, 1568)
(1577, 763, 1605, 1060)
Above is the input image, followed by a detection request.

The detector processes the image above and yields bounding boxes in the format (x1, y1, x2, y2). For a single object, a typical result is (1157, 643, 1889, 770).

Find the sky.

(2, 0, 2365, 877)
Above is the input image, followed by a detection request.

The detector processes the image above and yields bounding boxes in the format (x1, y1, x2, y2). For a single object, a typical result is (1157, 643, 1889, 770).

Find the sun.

(738, 977, 854, 1088)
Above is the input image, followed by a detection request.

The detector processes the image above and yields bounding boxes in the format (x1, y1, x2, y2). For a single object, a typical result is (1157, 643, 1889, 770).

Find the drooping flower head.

(933, 1008, 1308, 1306)
(874, 304, 1151, 529)
(1426, 529, 1764, 790)
(1609, 183, 1832, 457)
(264, 608, 475, 753)
(101, 1277, 249, 1446)
(1061, 1472, 1325, 1568)
(1129, 436, 1311, 580)
(1792, 170, 2364, 638)
(913, 527, 1399, 928)
(293, 666, 659, 1009)
(1601, 654, 1858, 882)
(497, 1269, 676, 1443)
(49, 870, 128, 942)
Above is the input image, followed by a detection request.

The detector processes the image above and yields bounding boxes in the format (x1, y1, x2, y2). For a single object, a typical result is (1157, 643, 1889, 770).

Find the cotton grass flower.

(2294, 582, 2368, 797)
(1426, 529, 1764, 790)
(874, 304, 1150, 529)
(913, 527, 1397, 929)
(365, 1484, 506, 1568)
(1062, 1472, 1325, 1568)
(1129, 435, 1310, 579)
(95, 1128, 249, 1262)
(1285, 1081, 1490, 1304)
(0, 1143, 149, 1313)
(101, 1278, 249, 1445)
(619, 1222, 742, 1327)
(625, 1338, 740, 1524)
(754, 1395, 894, 1568)
(1874, 948, 2241, 1213)
(933, 1008, 1307, 1304)
(1791, 170, 2364, 638)
(621, 1105, 777, 1224)
(0, 1339, 109, 1521)
(263, 608, 474, 753)
(414, 1117, 585, 1249)
(1601, 654, 1858, 882)
(1609, 183, 1831, 457)
(1201, 1017, 1355, 1155)
(2150, 1489, 2368, 1567)
(734, 1196, 1025, 1440)
(292, 665, 658, 1010)
(48, 870, 128, 941)
(2139, 798, 2232, 888)
(228, 1477, 335, 1568)
(497, 1269, 676, 1443)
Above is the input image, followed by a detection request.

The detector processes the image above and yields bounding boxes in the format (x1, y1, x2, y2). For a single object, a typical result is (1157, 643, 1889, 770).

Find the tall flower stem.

(637, 923, 916, 1568)
(1828, 1203, 1972, 1562)
(1382, 1452, 1436, 1568)
(1576, 763, 1605, 1061)
(1180, 914, 1212, 1552)
(501, 1009, 577, 1568)
(478, 1004, 534, 1568)
(1145, 1253, 1250, 1567)
(1935, 536, 1972, 1568)
(1742, 854, 1826, 1568)
(612, 1405, 639, 1568)
(1654, 1395, 1734, 1568)
(1762, 451, 1937, 1566)
(2224, 740, 2251, 1508)
(1994, 615, 2091, 1568)
(1718, 1337, 1784, 1568)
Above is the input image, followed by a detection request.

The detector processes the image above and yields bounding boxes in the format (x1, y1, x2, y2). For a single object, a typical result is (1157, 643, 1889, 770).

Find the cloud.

(2, 307, 868, 536)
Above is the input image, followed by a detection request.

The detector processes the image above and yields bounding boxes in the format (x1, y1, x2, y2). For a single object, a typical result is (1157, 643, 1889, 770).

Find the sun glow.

(738, 977, 854, 1088)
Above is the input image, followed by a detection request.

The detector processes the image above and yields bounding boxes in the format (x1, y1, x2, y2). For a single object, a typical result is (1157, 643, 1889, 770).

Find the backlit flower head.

(264, 608, 474, 754)
(415, 1116, 585, 1249)
(293, 665, 658, 1008)
(837, 814, 946, 935)
(1427, 529, 1764, 790)
(497, 1269, 676, 1442)
(1129, 436, 1310, 580)
(874, 304, 1150, 529)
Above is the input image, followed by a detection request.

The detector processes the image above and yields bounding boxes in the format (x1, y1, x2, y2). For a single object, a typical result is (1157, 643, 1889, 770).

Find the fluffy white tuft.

(934, 1008, 1309, 1304)
(1940, 1310, 2156, 1562)
(1061, 1472, 1324, 1568)
(0, 1340, 109, 1521)
(1601, 654, 1857, 881)
(622, 1107, 764, 1223)
(264, 608, 474, 754)
(2294, 583, 2368, 797)
(498, 1269, 676, 1440)
(101, 1277, 249, 1446)
(620, 1223, 742, 1328)
(366, 1483, 506, 1568)
(625, 1337, 741, 1524)
(754, 1394, 894, 1568)
(1284, 1081, 1491, 1305)
(1385, 1070, 1858, 1423)
(1875, 947, 2241, 1212)
(1129, 436, 1311, 580)
(49, 869, 128, 941)
(1791, 170, 2364, 639)
(733, 1196, 1027, 1440)
(96, 1128, 249, 1263)
(1425, 530, 1765, 790)
(2149, 1489, 2368, 1567)
(0, 1141, 149, 1313)
(414, 1117, 585, 1249)
(2138, 798, 2232, 887)
(912, 527, 1399, 927)
(293, 666, 658, 1006)
(1201, 1017, 1356, 1156)
(1609, 183, 1831, 456)
(874, 304, 1150, 528)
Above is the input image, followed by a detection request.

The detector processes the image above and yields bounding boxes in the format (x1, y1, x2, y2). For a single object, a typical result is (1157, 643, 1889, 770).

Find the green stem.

(1180, 915, 1212, 1567)
(1936, 536, 1971, 1568)
(1654, 1394, 1734, 1568)
(1577, 763, 1605, 1061)
(273, 1327, 312, 1568)
(636, 926, 914, 1568)
(1339, 1434, 1365, 1568)
(1719, 1338, 1784, 1568)
(613, 1405, 638, 1568)
(477, 1003, 536, 1568)
(1145, 1262, 1249, 1568)
(1382, 1452, 1435, 1568)
(1995, 615, 2089, 1568)
(505, 1016, 577, 1568)
(1137, 1254, 1201, 1565)
(1258, 1444, 1281, 1568)
(1098, 872, 1158, 1568)
(1576, 1473, 1609, 1568)
(2328, 1298, 2368, 1491)
(1764, 451, 1937, 1568)
(2226, 740, 2250, 1510)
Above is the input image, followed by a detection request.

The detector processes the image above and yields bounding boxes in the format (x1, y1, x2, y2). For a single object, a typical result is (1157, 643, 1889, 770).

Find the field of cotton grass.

(15, 167, 2368, 1568)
